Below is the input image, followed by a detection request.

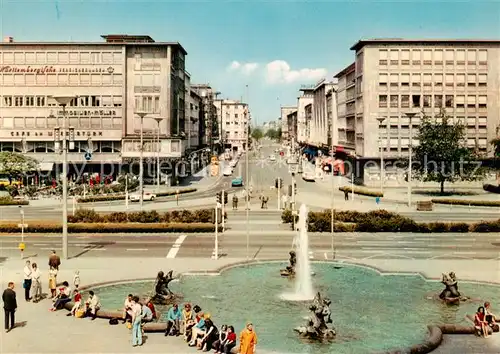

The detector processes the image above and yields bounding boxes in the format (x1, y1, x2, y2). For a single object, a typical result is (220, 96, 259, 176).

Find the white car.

(269, 155, 276, 161)
(223, 166, 233, 176)
(130, 192, 156, 202)
(302, 172, 316, 182)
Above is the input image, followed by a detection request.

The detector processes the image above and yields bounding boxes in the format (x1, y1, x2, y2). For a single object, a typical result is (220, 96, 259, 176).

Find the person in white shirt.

(122, 294, 133, 324)
(73, 270, 80, 290)
(85, 290, 101, 320)
(131, 296, 143, 347)
(50, 281, 71, 311)
(31, 263, 42, 303)
(23, 260, 32, 302)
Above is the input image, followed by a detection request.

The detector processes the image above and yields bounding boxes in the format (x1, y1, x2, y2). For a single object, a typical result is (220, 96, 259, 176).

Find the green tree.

(276, 127, 282, 142)
(265, 128, 279, 140)
(0, 152, 38, 179)
(251, 127, 264, 141)
(412, 109, 482, 194)
(492, 138, 500, 157)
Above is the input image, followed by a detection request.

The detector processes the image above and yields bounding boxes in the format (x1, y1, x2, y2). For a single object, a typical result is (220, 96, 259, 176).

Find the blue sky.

(1, 0, 499, 125)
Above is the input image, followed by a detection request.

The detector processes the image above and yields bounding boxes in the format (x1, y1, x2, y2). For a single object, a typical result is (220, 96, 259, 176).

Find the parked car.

(130, 192, 156, 202)
(223, 166, 233, 176)
(231, 177, 244, 187)
(269, 155, 276, 161)
(302, 172, 316, 182)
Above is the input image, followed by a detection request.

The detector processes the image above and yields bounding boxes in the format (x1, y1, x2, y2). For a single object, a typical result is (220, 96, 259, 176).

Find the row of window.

(0, 141, 120, 154)
(378, 94, 488, 109)
(0, 116, 122, 129)
(134, 95, 161, 114)
(377, 115, 488, 126)
(0, 51, 124, 65)
(1, 95, 123, 108)
(378, 137, 489, 147)
(379, 72, 488, 88)
(0, 72, 123, 86)
(378, 48, 488, 66)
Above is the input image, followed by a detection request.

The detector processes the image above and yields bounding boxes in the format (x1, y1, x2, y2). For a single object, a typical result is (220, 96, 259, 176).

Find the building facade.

(280, 106, 297, 145)
(296, 88, 314, 144)
(286, 110, 298, 149)
(309, 80, 337, 148)
(334, 63, 356, 152)
(218, 99, 249, 152)
(190, 84, 219, 153)
(184, 72, 201, 150)
(348, 39, 500, 159)
(0, 34, 188, 178)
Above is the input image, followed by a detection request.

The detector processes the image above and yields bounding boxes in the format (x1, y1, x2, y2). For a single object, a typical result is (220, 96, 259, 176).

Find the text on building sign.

(0, 66, 115, 74)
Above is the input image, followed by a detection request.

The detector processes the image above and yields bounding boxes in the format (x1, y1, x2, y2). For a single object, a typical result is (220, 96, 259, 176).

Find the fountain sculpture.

(439, 272, 468, 305)
(282, 204, 315, 301)
(280, 251, 296, 277)
(152, 270, 183, 305)
(294, 292, 336, 341)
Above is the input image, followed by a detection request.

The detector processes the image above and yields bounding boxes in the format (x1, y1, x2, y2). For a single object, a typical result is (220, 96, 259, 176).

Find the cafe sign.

(0, 65, 115, 74)
(10, 131, 105, 137)
(55, 109, 117, 117)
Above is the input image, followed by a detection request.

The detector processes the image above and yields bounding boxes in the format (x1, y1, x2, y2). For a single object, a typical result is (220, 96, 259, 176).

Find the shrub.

(430, 199, 500, 207)
(76, 187, 198, 203)
(448, 223, 470, 233)
(483, 184, 500, 194)
(157, 188, 197, 197)
(426, 222, 450, 233)
(282, 209, 293, 223)
(0, 222, 220, 234)
(0, 197, 29, 206)
(339, 186, 383, 198)
(469, 221, 500, 233)
(68, 209, 102, 223)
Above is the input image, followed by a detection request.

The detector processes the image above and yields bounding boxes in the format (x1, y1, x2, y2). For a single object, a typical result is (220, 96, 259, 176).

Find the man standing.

(48, 250, 61, 270)
(232, 194, 238, 210)
(2, 282, 17, 333)
(131, 296, 143, 347)
(23, 260, 32, 302)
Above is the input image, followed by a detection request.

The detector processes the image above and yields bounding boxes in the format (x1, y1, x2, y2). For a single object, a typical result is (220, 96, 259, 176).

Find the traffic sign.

(84, 151, 92, 161)
(280, 151, 284, 156)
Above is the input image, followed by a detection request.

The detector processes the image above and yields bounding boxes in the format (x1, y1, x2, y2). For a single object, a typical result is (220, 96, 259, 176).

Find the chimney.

(3, 36, 13, 43)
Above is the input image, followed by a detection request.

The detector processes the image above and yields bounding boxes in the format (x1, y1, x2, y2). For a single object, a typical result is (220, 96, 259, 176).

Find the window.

(79, 96, 89, 107)
(3, 74, 13, 85)
(445, 74, 454, 87)
(379, 73, 388, 88)
(411, 50, 421, 64)
(478, 50, 487, 64)
(25, 52, 35, 63)
(47, 73, 57, 86)
(467, 95, 476, 110)
(25, 74, 35, 85)
(423, 74, 432, 87)
(58, 52, 69, 64)
(423, 50, 432, 65)
(102, 52, 113, 64)
(467, 50, 476, 65)
(434, 50, 443, 65)
(69, 74, 78, 85)
(400, 73, 410, 87)
(58, 74, 68, 86)
(434, 95, 443, 108)
(113, 96, 123, 107)
(47, 52, 57, 64)
(445, 50, 454, 65)
(445, 95, 454, 108)
(101, 96, 113, 107)
(456, 50, 466, 64)
(411, 73, 421, 87)
(401, 50, 410, 65)
(14, 52, 24, 64)
(90, 96, 100, 107)
(478, 74, 487, 87)
(25, 96, 35, 106)
(80, 74, 90, 85)
(35, 52, 45, 64)
(14, 96, 23, 107)
(467, 74, 476, 87)
(3, 96, 12, 107)
(456, 95, 465, 108)
(389, 74, 398, 87)
(35, 117, 46, 128)
(91, 74, 101, 86)
(113, 74, 123, 85)
(25, 117, 35, 128)
(390, 95, 398, 108)
(113, 52, 122, 64)
(456, 74, 465, 87)
(90, 52, 100, 64)
(14, 117, 24, 128)
(14, 74, 24, 85)
(401, 95, 410, 108)
(478, 95, 487, 109)
(102, 74, 112, 86)
(378, 95, 387, 108)
(423, 95, 431, 107)
(434, 74, 443, 88)
(69, 52, 79, 64)
(80, 52, 90, 64)
(389, 50, 399, 65)
(412, 95, 421, 107)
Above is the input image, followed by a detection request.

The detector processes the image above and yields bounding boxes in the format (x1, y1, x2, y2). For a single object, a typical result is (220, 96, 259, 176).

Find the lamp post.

(405, 112, 417, 208)
(376, 117, 386, 194)
(135, 111, 148, 207)
(51, 95, 76, 261)
(153, 117, 165, 193)
(245, 84, 250, 260)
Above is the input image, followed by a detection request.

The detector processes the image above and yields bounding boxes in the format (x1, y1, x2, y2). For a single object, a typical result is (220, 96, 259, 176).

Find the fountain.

(282, 204, 315, 301)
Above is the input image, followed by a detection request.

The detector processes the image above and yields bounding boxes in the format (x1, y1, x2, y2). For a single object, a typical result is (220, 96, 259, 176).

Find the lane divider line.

(166, 234, 187, 259)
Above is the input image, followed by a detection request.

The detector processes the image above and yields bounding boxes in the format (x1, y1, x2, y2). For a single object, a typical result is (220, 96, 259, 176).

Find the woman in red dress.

(475, 306, 489, 338)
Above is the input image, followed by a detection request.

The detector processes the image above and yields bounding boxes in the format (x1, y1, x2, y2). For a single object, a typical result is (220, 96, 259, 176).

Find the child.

(68, 289, 82, 317)
(73, 270, 80, 289)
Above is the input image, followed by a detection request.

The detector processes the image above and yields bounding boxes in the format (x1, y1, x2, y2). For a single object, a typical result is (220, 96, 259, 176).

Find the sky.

(1, 0, 499, 125)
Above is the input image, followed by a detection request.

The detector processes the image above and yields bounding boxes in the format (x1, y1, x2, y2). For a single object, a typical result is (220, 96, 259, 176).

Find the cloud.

(227, 61, 259, 75)
(265, 60, 327, 84)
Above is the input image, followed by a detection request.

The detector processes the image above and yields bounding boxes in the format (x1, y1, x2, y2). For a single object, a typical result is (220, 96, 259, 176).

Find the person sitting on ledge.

(475, 306, 489, 338)
(213, 324, 228, 354)
(222, 326, 237, 354)
(185, 305, 203, 342)
(484, 302, 497, 328)
(141, 301, 154, 324)
(50, 281, 71, 312)
(165, 303, 182, 336)
(180, 303, 193, 337)
(84, 290, 101, 320)
(198, 316, 219, 352)
(145, 298, 157, 321)
(67, 289, 82, 317)
(188, 312, 207, 346)
(122, 294, 134, 324)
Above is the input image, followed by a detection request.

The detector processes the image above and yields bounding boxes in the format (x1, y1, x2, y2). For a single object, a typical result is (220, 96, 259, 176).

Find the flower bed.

(0, 222, 219, 233)
(282, 209, 499, 233)
(76, 187, 197, 203)
(0, 196, 29, 206)
(431, 198, 500, 207)
(339, 186, 383, 198)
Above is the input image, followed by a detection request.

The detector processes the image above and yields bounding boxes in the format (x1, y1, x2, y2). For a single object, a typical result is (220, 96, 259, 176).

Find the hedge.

(339, 186, 383, 198)
(0, 196, 29, 206)
(483, 184, 500, 194)
(0, 222, 220, 234)
(430, 199, 500, 207)
(76, 187, 198, 203)
(67, 208, 224, 224)
(282, 209, 500, 233)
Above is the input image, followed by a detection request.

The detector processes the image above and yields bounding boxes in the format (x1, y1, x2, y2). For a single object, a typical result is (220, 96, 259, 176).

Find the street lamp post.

(405, 112, 417, 208)
(153, 117, 165, 193)
(245, 84, 250, 260)
(376, 117, 386, 194)
(51, 95, 76, 261)
(135, 111, 148, 207)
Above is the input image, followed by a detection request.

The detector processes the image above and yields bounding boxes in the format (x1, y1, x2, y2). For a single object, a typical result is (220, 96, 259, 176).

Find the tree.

(251, 127, 264, 141)
(265, 128, 279, 141)
(412, 109, 482, 194)
(276, 127, 282, 142)
(0, 152, 38, 179)
(492, 138, 500, 157)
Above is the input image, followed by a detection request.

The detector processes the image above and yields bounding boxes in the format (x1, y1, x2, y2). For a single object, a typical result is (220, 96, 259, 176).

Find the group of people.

(474, 302, 497, 338)
(122, 294, 157, 346)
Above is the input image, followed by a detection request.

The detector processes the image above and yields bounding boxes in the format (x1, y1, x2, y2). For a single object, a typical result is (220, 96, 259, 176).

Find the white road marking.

(41, 247, 62, 250)
(166, 234, 187, 259)
(0, 247, 20, 250)
(33, 243, 49, 246)
(126, 248, 149, 251)
(454, 251, 477, 255)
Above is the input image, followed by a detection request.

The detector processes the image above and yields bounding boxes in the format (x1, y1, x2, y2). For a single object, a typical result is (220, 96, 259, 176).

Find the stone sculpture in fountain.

(294, 292, 336, 341)
(152, 270, 183, 305)
(280, 251, 297, 277)
(439, 272, 468, 305)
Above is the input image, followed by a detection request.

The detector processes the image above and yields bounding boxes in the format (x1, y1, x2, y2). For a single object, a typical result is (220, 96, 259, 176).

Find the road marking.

(126, 248, 149, 251)
(454, 251, 477, 255)
(41, 247, 62, 250)
(0, 247, 20, 250)
(33, 243, 49, 246)
(166, 234, 187, 259)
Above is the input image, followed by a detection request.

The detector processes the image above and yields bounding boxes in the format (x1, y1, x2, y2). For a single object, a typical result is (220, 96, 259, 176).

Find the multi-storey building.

(296, 87, 314, 144)
(184, 72, 201, 150)
(0, 34, 188, 179)
(280, 106, 296, 144)
(286, 110, 298, 148)
(218, 99, 249, 152)
(334, 63, 356, 153)
(308, 79, 337, 148)
(190, 84, 219, 153)
(347, 38, 500, 159)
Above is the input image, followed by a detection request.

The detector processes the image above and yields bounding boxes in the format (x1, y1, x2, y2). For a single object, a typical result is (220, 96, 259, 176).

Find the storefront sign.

(134, 86, 161, 93)
(0, 66, 115, 74)
(9, 131, 105, 137)
(56, 109, 117, 117)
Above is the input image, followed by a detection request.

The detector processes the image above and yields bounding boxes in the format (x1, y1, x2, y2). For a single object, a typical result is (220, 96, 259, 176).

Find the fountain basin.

(86, 262, 500, 354)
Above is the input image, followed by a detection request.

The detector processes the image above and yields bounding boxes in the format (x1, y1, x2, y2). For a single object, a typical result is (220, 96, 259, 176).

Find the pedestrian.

(73, 270, 80, 290)
(232, 194, 238, 210)
(31, 263, 42, 303)
(344, 190, 349, 201)
(48, 266, 57, 298)
(2, 282, 17, 333)
(239, 321, 258, 354)
(23, 260, 32, 302)
(48, 250, 61, 270)
(131, 296, 143, 347)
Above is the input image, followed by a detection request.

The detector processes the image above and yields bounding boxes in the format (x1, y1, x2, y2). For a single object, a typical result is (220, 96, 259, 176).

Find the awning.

(38, 162, 54, 171)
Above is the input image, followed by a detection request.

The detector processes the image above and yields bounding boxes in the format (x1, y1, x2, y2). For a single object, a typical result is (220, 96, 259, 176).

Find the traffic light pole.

(221, 189, 225, 232)
(277, 179, 281, 210)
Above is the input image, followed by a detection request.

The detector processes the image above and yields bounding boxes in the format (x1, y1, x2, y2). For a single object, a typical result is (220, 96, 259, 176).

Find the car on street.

(302, 172, 316, 182)
(269, 154, 276, 161)
(130, 192, 156, 202)
(231, 176, 244, 187)
(223, 166, 233, 176)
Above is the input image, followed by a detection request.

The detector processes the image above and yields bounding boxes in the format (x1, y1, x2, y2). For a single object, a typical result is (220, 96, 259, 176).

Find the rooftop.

(350, 38, 500, 51)
(334, 62, 355, 78)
